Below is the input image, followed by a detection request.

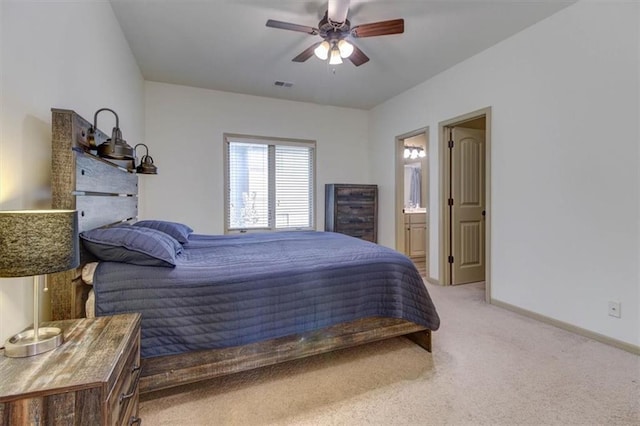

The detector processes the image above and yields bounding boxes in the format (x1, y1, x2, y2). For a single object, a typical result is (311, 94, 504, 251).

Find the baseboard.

(424, 276, 440, 286)
(490, 299, 640, 355)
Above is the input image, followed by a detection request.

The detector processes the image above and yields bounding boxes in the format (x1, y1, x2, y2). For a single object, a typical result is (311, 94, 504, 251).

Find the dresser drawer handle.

(119, 364, 141, 404)
(129, 416, 142, 425)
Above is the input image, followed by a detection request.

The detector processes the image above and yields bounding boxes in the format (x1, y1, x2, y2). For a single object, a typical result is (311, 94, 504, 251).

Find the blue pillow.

(113, 223, 183, 253)
(133, 220, 193, 244)
(80, 226, 181, 267)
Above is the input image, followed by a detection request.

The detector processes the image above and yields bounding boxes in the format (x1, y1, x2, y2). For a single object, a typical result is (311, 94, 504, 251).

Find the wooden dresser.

(325, 184, 378, 243)
(0, 314, 141, 426)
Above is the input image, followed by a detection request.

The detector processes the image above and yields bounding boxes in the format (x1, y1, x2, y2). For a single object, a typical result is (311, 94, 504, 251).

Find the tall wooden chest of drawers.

(325, 184, 378, 243)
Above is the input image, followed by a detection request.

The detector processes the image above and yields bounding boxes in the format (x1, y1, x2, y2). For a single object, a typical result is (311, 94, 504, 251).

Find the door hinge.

(448, 198, 454, 206)
(448, 140, 454, 149)
(448, 255, 454, 264)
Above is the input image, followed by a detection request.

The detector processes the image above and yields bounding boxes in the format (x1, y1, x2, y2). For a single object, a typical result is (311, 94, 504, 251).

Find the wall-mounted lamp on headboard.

(134, 143, 158, 175)
(90, 107, 135, 160)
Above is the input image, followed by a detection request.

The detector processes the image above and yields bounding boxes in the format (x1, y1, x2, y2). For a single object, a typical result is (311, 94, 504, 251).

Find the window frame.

(223, 133, 317, 234)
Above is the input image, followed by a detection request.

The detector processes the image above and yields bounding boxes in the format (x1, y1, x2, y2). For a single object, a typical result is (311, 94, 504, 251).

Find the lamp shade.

(329, 46, 343, 65)
(92, 108, 135, 161)
(0, 210, 79, 277)
(134, 143, 159, 175)
(338, 39, 354, 58)
(314, 41, 330, 60)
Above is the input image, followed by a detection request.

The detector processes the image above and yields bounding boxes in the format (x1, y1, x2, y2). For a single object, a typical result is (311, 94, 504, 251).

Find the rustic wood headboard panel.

(49, 108, 138, 320)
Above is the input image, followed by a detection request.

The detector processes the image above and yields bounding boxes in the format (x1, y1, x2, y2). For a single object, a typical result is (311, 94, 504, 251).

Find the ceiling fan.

(266, 0, 404, 66)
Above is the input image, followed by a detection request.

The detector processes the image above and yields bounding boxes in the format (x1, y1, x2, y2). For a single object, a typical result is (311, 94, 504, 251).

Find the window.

(224, 134, 315, 233)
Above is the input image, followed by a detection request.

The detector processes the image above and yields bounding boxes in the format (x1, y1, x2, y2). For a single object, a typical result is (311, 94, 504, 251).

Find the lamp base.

(4, 327, 64, 358)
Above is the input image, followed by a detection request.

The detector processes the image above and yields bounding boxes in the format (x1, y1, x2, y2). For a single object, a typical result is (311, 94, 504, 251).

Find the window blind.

(225, 136, 315, 232)
(275, 145, 313, 229)
(228, 142, 269, 229)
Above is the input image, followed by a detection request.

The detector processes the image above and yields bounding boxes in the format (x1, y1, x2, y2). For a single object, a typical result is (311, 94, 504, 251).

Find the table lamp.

(0, 210, 79, 357)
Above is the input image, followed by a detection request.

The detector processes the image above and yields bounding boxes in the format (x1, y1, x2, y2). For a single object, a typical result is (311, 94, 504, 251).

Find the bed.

(49, 108, 440, 394)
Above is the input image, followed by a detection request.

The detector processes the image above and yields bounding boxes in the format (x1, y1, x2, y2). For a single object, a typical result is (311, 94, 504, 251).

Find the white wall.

(369, 1, 639, 346)
(143, 81, 369, 234)
(0, 0, 144, 342)
(637, 2, 640, 328)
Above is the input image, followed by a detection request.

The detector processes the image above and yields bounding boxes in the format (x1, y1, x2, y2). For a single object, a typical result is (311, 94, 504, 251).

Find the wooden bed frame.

(49, 108, 433, 395)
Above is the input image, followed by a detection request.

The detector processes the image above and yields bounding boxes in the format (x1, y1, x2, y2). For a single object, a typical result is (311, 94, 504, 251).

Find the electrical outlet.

(608, 301, 621, 318)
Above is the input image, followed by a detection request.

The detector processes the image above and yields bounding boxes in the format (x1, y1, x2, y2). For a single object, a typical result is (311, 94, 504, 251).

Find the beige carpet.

(140, 282, 640, 425)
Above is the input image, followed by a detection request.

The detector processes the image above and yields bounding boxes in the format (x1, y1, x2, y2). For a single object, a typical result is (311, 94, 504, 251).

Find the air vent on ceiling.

(274, 80, 294, 88)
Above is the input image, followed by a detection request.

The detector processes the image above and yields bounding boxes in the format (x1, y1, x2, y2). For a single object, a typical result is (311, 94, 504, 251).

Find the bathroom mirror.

(403, 134, 427, 213)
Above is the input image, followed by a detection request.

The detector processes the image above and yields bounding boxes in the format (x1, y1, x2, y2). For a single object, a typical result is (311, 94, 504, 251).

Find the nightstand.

(0, 313, 141, 425)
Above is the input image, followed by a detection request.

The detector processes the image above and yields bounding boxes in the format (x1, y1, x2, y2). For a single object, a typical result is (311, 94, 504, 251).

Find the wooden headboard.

(49, 108, 138, 320)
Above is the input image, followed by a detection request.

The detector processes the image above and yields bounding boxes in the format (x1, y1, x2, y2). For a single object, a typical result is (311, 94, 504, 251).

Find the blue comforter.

(93, 231, 440, 358)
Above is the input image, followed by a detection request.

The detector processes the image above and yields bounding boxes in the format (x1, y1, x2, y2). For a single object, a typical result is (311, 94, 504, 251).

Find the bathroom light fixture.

(90, 108, 135, 160)
(404, 146, 426, 159)
(134, 143, 158, 175)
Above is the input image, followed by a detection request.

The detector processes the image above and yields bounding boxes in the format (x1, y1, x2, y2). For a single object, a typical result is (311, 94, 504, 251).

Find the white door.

(451, 127, 485, 285)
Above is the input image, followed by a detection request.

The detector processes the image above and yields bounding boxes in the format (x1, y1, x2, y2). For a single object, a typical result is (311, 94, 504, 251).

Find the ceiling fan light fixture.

(329, 46, 343, 64)
(267, 3, 404, 68)
(314, 41, 330, 60)
(338, 39, 354, 58)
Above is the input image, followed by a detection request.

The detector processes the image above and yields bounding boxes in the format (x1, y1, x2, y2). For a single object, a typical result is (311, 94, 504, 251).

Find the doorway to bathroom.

(395, 128, 429, 278)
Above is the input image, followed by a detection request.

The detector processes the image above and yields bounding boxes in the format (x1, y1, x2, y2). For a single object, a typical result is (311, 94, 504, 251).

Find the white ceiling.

(110, 0, 575, 110)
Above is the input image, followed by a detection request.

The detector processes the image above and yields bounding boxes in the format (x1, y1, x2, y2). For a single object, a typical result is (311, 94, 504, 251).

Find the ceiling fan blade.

(266, 19, 318, 35)
(328, 0, 350, 23)
(351, 19, 404, 38)
(293, 43, 321, 62)
(348, 45, 369, 66)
